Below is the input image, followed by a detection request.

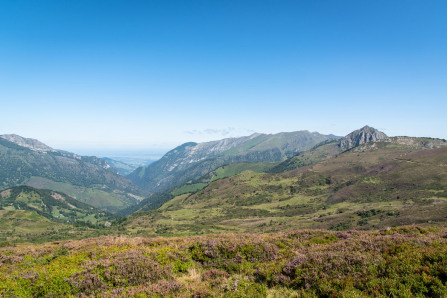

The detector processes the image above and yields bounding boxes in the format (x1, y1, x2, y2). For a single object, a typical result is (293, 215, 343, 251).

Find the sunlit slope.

(128, 131, 337, 194)
(1, 227, 447, 297)
(0, 186, 115, 225)
(0, 136, 144, 212)
(122, 137, 447, 236)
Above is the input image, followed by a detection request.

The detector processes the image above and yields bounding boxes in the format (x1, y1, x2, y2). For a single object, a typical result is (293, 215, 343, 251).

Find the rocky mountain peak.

(338, 126, 387, 151)
(0, 134, 56, 152)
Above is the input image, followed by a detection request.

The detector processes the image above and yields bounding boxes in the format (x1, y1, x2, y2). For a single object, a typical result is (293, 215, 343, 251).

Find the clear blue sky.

(1, 0, 446, 153)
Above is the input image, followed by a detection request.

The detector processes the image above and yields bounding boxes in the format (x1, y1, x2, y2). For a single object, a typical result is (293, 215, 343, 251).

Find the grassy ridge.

(122, 140, 447, 237)
(0, 210, 114, 243)
(0, 186, 119, 243)
(26, 176, 142, 213)
(0, 226, 446, 297)
(0, 186, 116, 225)
(171, 162, 277, 196)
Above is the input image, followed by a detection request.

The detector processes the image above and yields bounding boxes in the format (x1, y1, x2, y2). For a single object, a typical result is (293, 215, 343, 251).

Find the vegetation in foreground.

(0, 226, 446, 297)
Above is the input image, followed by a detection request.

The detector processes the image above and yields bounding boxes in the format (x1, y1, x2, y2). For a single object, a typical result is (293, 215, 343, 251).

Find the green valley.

(120, 135, 447, 237)
(0, 135, 145, 213)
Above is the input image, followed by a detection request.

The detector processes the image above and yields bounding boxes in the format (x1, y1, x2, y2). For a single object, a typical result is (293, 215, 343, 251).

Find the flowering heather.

(0, 226, 446, 297)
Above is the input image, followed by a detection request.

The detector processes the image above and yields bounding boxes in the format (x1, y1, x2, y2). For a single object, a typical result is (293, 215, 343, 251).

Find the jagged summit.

(338, 125, 387, 151)
(0, 134, 56, 152)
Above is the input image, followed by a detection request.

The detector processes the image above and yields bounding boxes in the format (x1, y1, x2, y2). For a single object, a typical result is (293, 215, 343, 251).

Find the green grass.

(171, 183, 208, 196)
(1, 226, 446, 297)
(169, 162, 278, 196)
(121, 143, 447, 236)
(25, 176, 139, 213)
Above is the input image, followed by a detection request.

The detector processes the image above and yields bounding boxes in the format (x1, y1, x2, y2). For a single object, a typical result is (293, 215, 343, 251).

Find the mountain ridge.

(270, 125, 388, 173)
(122, 134, 447, 235)
(0, 134, 57, 152)
(128, 130, 339, 194)
(0, 135, 145, 212)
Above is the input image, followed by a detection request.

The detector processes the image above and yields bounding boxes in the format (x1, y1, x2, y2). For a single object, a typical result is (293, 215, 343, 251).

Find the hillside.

(126, 126, 386, 214)
(0, 186, 115, 225)
(0, 186, 118, 243)
(1, 226, 446, 297)
(101, 157, 137, 176)
(128, 131, 338, 194)
(0, 135, 145, 213)
(270, 125, 388, 173)
(119, 161, 279, 216)
(121, 136, 447, 236)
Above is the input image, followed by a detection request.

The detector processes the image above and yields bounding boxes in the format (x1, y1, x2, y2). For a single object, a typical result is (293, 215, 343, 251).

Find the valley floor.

(1, 226, 446, 297)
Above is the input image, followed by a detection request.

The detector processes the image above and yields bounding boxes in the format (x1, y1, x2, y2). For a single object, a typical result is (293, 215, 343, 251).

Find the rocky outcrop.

(0, 134, 56, 152)
(338, 125, 387, 151)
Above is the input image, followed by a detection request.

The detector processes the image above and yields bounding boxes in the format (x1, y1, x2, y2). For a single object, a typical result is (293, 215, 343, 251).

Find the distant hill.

(0, 185, 115, 225)
(0, 135, 145, 213)
(0, 186, 119, 243)
(101, 157, 137, 176)
(127, 131, 339, 194)
(121, 132, 447, 236)
(101, 156, 157, 176)
(0, 134, 57, 152)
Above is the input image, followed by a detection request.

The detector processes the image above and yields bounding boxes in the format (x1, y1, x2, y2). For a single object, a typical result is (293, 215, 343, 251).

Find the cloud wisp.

(185, 128, 255, 138)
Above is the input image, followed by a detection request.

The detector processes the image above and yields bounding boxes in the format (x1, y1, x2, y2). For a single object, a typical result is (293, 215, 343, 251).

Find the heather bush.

(93, 250, 171, 287)
(0, 227, 446, 297)
(190, 237, 278, 271)
(68, 272, 108, 295)
(0, 254, 24, 267)
(202, 268, 230, 281)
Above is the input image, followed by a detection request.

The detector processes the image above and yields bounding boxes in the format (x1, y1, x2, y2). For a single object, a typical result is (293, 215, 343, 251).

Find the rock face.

(128, 131, 340, 193)
(338, 126, 387, 151)
(0, 134, 56, 152)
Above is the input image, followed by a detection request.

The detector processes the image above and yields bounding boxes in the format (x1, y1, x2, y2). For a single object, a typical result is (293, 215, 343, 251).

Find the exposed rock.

(338, 126, 387, 151)
(0, 134, 56, 152)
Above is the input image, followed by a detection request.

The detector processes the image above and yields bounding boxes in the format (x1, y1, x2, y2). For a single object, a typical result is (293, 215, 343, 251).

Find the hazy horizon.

(3, 124, 445, 159)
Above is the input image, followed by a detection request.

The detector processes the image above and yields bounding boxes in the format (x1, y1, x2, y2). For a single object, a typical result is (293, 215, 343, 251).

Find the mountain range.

(121, 128, 447, 236)
(127, 131, 339, 194)
(1, 126, 447, 240)
(0, 134, 144, 213)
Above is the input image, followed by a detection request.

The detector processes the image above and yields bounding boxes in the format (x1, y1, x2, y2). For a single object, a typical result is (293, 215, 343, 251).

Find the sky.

(1, 0, 446, 155)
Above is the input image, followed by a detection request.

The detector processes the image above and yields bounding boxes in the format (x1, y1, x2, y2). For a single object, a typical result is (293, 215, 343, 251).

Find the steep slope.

(119, 161, 279, 215)
(0, 186, 115, 225)
(122, 136, 447, 236)
(0, 134, 56, 152)
(101, 157, 137, 176)
(338, 125, 388, 151)
(0, 135, 145, 212)
(128, 131, 337, 194)
(270, 125, 387, 173)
